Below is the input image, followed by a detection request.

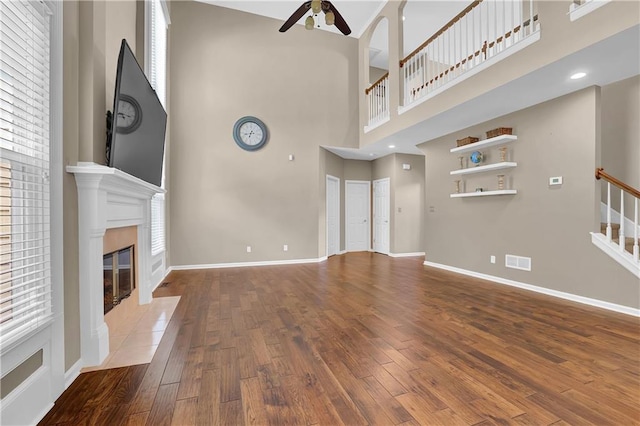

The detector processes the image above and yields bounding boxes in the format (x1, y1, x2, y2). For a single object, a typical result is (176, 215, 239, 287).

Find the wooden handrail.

(596, 168, 640, 198)
(400, 0, 482, 67)
(365, 72, 389, 95)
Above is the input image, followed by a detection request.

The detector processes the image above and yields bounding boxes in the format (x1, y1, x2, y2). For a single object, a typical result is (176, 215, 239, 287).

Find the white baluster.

(529, 0, 534, 36)
(606, 182, 612, 241)
(634, 197, 639, 262)
(619, 189, 625, 251)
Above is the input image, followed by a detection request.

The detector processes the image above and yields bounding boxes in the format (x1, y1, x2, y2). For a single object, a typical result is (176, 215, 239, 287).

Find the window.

(0, 1, 53, 348)
(146, 0, 168, 256)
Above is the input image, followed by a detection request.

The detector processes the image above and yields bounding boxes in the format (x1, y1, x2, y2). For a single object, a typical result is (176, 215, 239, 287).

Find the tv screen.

(108, 39, 167, 187)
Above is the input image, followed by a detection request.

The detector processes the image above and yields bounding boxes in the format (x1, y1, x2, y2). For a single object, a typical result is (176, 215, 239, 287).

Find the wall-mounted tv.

(107, 39, 167, 187)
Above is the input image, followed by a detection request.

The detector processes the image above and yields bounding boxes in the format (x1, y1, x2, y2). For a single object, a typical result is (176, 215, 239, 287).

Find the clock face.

(233, 116, 268, 151)
(238, 122, 264, 146)
(116, 95, 142, 134)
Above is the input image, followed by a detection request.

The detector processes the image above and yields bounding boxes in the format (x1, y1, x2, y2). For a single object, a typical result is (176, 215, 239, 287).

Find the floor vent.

(159, 281, 171, 288)
(505, 254, 532, 271)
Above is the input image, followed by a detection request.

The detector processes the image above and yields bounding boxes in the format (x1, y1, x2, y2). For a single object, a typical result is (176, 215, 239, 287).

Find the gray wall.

(169, 2, 359, 265)
(372, 153, 425, 254)
(601, 75, 640, 217)
(419, 87, 639, 308)
(62, 0, 141, 371)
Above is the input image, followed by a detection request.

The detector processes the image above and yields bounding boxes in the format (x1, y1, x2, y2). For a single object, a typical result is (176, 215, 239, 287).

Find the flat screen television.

(107, 39, 167, 187)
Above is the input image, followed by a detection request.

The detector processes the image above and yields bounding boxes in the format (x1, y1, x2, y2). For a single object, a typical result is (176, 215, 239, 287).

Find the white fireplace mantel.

(67, 162, 164, 367)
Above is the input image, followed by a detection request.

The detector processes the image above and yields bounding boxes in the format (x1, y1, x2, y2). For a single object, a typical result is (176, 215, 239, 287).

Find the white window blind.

(148, 0, 167, 256)
(0, 0, 53, 348)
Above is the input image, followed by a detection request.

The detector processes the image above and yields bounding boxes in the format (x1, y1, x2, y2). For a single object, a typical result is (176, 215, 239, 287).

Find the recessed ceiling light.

(388, 145, 396, 149)
(570, 72, 587, 80)
(369, 153, 375, 156)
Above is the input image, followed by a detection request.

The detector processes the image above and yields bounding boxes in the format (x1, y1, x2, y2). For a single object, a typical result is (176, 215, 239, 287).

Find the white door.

(373, 178, 390, 254)
(326, 175, 340, 257)
(346, 180, 370, 251)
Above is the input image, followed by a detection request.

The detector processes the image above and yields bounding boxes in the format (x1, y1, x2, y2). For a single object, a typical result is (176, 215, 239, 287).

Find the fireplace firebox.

(103, 246, 135, 314)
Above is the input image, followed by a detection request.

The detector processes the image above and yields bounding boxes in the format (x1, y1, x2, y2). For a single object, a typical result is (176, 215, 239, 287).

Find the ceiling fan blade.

(279, 1, 312, 33)
(326, 1, 351, 35)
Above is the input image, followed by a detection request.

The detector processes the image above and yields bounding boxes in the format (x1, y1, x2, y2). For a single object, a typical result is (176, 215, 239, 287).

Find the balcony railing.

(400, 0, 539, 107)
(365, 72, 390, 129)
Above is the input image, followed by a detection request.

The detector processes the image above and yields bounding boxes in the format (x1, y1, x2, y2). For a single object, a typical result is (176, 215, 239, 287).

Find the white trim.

(398, 30, 541, 115)
(345, 180, 371, 252)
(423, 260, 640, 317)
(389, 252, 425, 258)
(171, 257, 328, 270)
(356, 0, 389, 39)
(600, 201, 640, 236)
(590, 232, 640, 279)
(569, 0, 610, 21)
(0, 328, 54, 426)
(372, 177, 391, 255)
(326, 174, 341, 257)
(64, 358, 83, 390)
(364, 116, 391, 134)
(67, 162, 164, 367)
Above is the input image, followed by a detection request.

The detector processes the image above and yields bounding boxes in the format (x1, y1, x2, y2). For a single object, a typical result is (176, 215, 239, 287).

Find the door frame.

(345, 180, 371, 252)
(326, 174, 340, 257)
(372, 177, 391, 255)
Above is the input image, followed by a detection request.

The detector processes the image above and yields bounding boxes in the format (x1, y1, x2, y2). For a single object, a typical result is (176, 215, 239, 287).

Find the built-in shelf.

(450, 134, 518, 154)
(450, 161, 517, 176)
(450, 189, 518, 198)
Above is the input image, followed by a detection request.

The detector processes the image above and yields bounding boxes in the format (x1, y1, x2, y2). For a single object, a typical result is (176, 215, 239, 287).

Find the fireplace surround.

(68, 162, 164, 366)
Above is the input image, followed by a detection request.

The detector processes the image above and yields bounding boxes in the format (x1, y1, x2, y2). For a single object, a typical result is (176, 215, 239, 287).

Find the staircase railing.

(596, 168, 640, 262)
(400, 0, 539, 106)
(365, 72, 390, 128)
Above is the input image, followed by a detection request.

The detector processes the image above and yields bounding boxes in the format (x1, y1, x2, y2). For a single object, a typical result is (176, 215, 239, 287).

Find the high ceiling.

(199, 0, 387, 37)
(192, 2, 640, 161)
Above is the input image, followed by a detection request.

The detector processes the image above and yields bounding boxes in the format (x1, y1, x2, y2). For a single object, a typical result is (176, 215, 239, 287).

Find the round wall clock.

(233, 116, 268, 151)
(116, 94, 142, 134)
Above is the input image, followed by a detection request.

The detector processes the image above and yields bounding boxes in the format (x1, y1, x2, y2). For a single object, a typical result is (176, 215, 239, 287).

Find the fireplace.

(103, 245, 135, 314)
(68, 162, 165, 367)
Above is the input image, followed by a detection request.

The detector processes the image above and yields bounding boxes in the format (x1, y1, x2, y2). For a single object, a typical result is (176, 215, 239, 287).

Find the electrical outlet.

(246, 246, 252, 253)
(283, 244, 288, 252)
(490, 255, 496, 264)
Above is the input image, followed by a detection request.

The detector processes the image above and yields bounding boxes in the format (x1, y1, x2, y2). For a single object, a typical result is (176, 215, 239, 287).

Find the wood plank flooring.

(39, 253, 640, 425)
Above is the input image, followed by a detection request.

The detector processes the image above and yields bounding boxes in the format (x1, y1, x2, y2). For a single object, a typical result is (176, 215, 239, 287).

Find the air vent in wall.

(505, 254, 532, 271)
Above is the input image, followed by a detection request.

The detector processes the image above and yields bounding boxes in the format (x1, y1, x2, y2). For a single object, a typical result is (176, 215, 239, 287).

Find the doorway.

(373, 178, 390, 254)
(346, 180, 371, 252)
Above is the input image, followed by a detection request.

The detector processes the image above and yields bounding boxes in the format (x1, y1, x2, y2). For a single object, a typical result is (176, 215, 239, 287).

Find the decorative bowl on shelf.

(470, 150, 483, 165)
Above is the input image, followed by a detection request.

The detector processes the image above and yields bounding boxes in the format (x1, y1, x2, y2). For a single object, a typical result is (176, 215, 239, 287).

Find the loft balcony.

(358, 0, 639, 154)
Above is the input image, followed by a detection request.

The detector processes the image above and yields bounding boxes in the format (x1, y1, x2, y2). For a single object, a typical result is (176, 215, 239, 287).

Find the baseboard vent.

(505, 254, 532, 271)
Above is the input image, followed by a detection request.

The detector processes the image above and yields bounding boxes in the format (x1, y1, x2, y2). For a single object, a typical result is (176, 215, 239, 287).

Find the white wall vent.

(505, 254, 532, 271)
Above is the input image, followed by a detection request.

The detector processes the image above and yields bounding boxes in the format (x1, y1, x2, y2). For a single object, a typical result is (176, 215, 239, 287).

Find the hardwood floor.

(40, 253, 640, 425)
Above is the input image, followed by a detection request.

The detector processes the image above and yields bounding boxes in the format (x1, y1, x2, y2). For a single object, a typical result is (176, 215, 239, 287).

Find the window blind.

(148, 0, 167, 256)
(0, 0, 53, 348)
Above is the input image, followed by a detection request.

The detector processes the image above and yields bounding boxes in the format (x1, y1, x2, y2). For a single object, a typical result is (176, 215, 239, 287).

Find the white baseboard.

(389, 252, 426, 258)
(64, 358, 83, 390)
(423, 260, 640, 317)
(170, 256, 328, 271)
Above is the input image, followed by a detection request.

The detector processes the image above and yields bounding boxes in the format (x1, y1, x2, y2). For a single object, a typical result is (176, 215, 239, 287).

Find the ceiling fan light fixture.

(305, 15, 315, 30)
(311, 0, 322, 14)
(325, 10, 335, 26)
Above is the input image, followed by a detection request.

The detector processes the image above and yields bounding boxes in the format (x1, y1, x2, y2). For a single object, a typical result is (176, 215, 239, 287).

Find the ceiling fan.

(279, 0, 352, 36)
